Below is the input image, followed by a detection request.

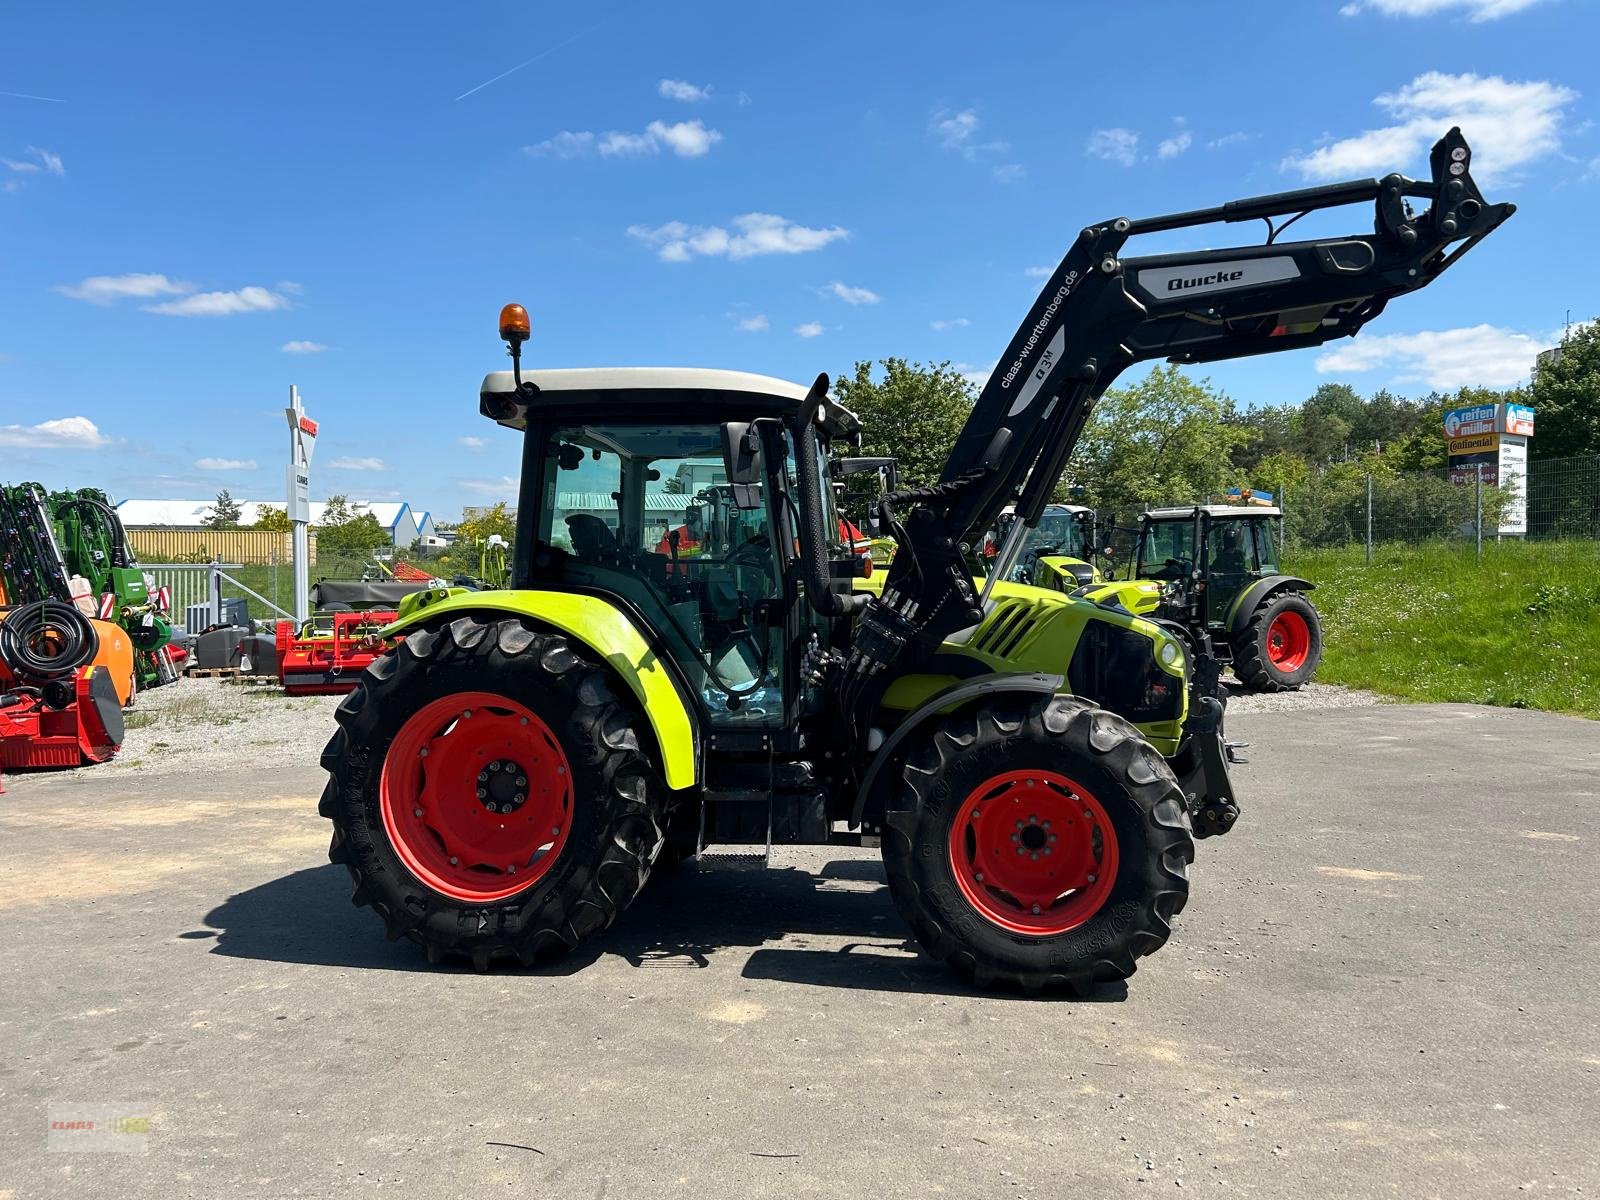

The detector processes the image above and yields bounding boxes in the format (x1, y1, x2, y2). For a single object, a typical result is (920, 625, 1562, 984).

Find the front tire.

(881, 695, 1194, 995)
(318, 615, 666, 970)
(1233, 592, 1322, 691)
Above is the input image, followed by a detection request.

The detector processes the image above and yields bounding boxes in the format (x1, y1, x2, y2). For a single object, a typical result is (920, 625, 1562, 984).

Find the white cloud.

(144, 285, 292, 317)
(1340, 0, 1546, 20)
(1283, 72, 1577, 184)
(627, 212, 848, 262)
(1158, 130, 1194, 159)
(932, 108, 1009, 160)
(825, 281, 880, 305)
(457, 436, 489, 452)
(328, 456, 387, 471)
(1208, 131, 1255, 149)
(645, 119, 721, 158)
(0, 415, 111, 449)
(533, 120, 724, 159)
(598, 129, 657, 157)
(27, 145, 63, 175)
(3, 158, 40, 174)
(281, 340, 328, 354)
(659, 78, 710, 102)
(931, 318, 971, 331)
(526, 131, 595, 158)
(1086, 128, 1140, 166)
(735, 314, 769, 332)
(195, 457, 258, 470)
(1314, 324, 1545, 389)
(953, 361, 997, 392)
(1024, 265, 1052, 278)
(794, 321, 824, 339)
(460, 476, 519, 497)
(992, 163, 1027, 184)
(55, 272, 193, 304)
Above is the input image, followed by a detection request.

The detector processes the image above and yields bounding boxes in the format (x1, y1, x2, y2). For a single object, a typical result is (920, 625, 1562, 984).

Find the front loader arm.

(840, 128, 1511, 726)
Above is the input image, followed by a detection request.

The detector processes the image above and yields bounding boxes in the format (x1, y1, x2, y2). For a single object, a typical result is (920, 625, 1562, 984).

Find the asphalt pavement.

(1, 701, 1596, 1198)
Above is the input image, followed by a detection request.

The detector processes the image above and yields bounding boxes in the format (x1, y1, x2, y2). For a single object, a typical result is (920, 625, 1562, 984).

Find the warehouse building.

(117, 498, 435, 548)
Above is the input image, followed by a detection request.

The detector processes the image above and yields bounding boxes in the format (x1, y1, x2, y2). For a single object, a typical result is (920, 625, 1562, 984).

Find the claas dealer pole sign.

(1445, 401, 1534, 535)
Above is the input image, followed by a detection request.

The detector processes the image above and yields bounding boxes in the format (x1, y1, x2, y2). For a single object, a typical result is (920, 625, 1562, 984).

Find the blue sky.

(2, 0, 1595, 522)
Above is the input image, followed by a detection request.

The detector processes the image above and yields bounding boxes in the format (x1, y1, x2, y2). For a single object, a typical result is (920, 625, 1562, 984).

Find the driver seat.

(566, 514, 619, 563)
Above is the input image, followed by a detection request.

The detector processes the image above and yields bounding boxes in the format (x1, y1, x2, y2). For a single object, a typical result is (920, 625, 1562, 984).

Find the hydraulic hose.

(0, 599, 99, 682)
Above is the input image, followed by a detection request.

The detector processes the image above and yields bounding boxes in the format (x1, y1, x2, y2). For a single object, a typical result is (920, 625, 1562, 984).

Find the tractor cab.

(1134, 505, 1283, 625)
(482, 366, 863, 730)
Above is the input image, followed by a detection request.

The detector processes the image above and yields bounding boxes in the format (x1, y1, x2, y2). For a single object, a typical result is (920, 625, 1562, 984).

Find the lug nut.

(519, 717, 529, 725)
(448, 856, 459, 866)
(515, 776, 526, 788)
(476, 788, 486, 799)
(1087, 873, 1097, 884)
(1016, 847, 1025, 856)
(1031, 904, 1042, 915)
(975, 873, 984, 882)
(413, 807, 423, 818)
(419, 748, 429, 758)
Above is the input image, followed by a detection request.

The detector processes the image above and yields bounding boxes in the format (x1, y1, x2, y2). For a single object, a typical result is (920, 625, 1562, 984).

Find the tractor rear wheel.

(1233, 592, 1323, 691)
(881, 695, 1193, 995)
(318, 615, 666, 970)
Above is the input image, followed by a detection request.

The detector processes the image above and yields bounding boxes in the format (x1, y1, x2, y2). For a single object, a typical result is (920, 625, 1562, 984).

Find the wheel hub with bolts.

(947, 769, 1119, 936)
(379, 691, 574, 903)
(476, 758, 530, 814)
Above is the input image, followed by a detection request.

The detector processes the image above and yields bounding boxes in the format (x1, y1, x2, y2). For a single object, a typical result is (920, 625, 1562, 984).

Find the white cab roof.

(1144, 505, 1282, 519)
(481, 367, 813, 403)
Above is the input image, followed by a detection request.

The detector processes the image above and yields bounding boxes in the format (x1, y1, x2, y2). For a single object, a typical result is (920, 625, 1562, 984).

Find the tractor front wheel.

(881, 695, 1194, 995)
(318, 615, 666, 970)
(1233, 592, 1323, 691)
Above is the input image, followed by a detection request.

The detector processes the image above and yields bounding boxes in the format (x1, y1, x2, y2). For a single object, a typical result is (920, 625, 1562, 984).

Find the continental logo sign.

(1448, 432, 1499, 455)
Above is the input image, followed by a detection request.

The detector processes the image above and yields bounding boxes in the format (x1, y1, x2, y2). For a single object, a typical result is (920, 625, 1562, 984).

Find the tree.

(456, 501, 516, 547)
(315, 494, 390, 555)
(832, 359, 974, 490)
(1069, 365, 1248, 510)
(252, 504, 292, 532)
(202, 489, 242, 529)
(1530, 319, 1600, 459)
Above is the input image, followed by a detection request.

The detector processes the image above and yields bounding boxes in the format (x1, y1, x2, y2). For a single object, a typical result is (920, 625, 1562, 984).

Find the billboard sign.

(1448, 431, 1499, 456)
(1502, 403, 1535, 437)
(1443, 403, 1497, 439)
(1497, 435, 1529, 535)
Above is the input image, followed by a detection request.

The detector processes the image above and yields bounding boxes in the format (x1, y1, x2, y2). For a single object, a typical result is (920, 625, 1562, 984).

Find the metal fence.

(1090, 453, 1600, 568)
(142, 562, 295, 630)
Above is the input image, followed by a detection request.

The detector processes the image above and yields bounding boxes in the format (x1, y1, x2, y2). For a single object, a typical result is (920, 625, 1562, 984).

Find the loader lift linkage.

(833, 127, 1511, 754)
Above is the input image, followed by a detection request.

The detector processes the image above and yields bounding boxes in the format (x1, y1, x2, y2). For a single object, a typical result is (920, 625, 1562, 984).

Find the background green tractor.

(1086, 504, 1323, 692)
(988, 503, 1104, 592)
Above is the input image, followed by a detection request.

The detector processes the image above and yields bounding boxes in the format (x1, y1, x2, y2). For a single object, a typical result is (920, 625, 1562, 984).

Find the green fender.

(1224, 575, 1315, 637)
(383, 587, 699, 791)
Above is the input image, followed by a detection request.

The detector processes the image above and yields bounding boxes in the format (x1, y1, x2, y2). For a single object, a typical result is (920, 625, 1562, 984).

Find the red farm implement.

(275, 610, 401, 696)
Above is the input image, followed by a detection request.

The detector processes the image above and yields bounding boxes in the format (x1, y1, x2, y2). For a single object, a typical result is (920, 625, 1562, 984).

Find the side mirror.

(721, 421, 764, 510)
(830, 457, 901, 493)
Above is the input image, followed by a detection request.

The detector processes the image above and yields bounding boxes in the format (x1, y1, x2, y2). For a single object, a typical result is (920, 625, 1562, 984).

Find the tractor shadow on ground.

(200, 857, 1126, 1002)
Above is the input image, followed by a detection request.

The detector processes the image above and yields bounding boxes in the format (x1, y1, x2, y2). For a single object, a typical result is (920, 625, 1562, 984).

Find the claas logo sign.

(298, 415, 319, 437)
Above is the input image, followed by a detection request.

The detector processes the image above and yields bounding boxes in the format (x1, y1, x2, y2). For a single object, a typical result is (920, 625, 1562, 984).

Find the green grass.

(1287, 541, 1600, 719)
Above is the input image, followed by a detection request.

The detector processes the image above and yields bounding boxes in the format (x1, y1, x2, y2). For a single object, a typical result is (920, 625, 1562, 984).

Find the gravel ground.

(2, 700, 1596, 1198)
(104, 678, 341, 779)
(104, 673, 1380, 779)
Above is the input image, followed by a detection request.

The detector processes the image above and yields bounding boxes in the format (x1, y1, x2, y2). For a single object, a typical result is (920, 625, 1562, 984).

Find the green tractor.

(318, 130, 1508, 991)
(1081, 503, 1322, 692)
(989, 503, 1103, 591)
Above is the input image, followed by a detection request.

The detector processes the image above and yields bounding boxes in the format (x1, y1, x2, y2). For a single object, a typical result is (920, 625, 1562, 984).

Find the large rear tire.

(881, 695, 1193, 995)
(1233, 592, 1323, 691)
(318, 615, 666, 970)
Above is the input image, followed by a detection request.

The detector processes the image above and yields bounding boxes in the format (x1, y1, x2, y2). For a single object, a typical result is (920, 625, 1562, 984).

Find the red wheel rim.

(946, 769, 1119, 936)
(379, 691, 573, 902)
(1266, 610, 1311, 672)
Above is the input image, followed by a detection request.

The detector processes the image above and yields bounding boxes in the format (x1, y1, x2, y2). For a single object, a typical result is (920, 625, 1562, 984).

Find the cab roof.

(1143, 504, 1282, 520)
(479, 367, 861, 437)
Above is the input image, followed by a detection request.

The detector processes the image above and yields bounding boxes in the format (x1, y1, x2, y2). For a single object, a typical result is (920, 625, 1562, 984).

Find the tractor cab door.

(1203, 516, 1273, 627)
(532, 421, 790, 727)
